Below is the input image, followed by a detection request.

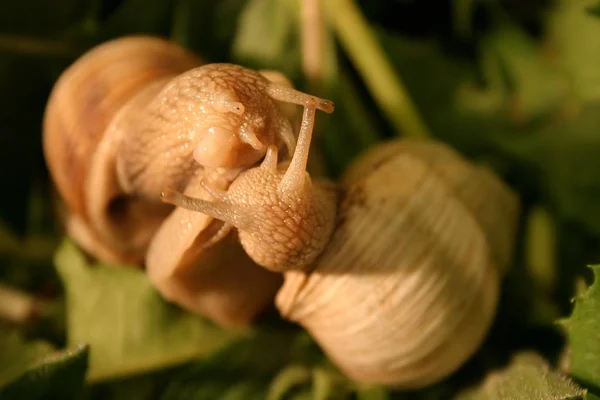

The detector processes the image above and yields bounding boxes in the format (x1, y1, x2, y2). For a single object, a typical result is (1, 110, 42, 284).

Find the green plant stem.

(0, 284, 59, 325)
(322, 0, 430, 138)
(338, 67, 381, 148)
(0, 225, 58, 262)
(0, 35, 74, 57)
(301, 0, 324, 90)
(453, 0, 476, 39)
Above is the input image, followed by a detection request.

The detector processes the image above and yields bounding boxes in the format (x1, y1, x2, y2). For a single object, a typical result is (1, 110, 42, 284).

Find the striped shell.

(276, 139, 519, 387)
(42, 36, 282, 326)
(43, 35, 202, 264)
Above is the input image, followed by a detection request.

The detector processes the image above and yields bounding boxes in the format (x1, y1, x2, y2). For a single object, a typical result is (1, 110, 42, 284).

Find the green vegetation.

(2, 0, 600, 398)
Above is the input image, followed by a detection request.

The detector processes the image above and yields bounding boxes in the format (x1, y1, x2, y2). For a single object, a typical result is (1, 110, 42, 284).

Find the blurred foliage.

(0, 331, 88, 400)
(1, 0, 600, 399)
(561, 266, 600, 394)
(454, 352, 585, 400)
(55, 240, 243, 382)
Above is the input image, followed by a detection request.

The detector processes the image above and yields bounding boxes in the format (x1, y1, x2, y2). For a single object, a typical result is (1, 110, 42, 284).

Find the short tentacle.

(239, 128, 263, 150)
(214, 91, 245, 115)
(261, 146, 279, 170)
(278, 106, 316, 196)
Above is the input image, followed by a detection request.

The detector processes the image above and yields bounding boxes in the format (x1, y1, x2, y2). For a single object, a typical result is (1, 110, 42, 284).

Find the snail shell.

(276, 138, 520, 387)
(42, 36, 294, 326)
(43, 36, 202, 264)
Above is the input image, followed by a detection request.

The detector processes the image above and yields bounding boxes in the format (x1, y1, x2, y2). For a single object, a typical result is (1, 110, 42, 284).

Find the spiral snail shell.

(43, 36, 332, 326)
(275, 139, 519, 387)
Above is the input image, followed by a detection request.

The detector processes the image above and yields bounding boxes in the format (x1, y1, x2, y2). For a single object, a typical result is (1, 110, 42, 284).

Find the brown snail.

(43, 35, 332, 326)
(43, 36, 520, 388)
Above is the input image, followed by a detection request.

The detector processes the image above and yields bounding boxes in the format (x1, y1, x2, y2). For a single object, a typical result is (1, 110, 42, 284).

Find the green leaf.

(547, 0, 600, 102)
(54, 239, 243, 382)
(0, 329, 88, 400)
(266, 365, 312, 400)
(170, 0, 247, 62)
(482, 21, 569, 120)
(587, 2, 600, 17)
(0, 344, 88, 400)
(455, 352, 585, 400)
(231, 0, 301, 78)
(354, 385, 390, 400)
(160, 329, 360, 400)
(376, 30, 496, 153)
(496, 102, 600, 237)
(160, 329, 302, 400)
(95, 0, 176, 40)
(0, 330, 54, 387)
(0, 0, 90, 36)
(561, 265, 600, 393)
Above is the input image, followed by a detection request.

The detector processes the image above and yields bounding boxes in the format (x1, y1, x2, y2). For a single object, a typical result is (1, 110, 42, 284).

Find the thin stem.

(338, 67, 380, 148)
(301, 0, 324, 91)
(0, 35, 74, 57)
(453, 0, 476, 39)
(0, 284, 59, 325)
(322, 0, 431, 138)
(0, 225, 58, 262)
(0, 284, 36, 324)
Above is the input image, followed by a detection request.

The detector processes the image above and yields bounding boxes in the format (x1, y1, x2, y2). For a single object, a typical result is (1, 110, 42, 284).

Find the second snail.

(43, 36, 520, 388)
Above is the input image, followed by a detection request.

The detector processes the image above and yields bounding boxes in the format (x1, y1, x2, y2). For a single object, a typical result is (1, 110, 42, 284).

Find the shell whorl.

(43, 35, 202, 221)
(43, 35, 202, 263)
(276, 139, 519, 388)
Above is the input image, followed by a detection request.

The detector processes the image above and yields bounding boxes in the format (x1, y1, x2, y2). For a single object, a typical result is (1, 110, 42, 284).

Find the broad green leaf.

(54, 240, 243, 382)
(355, 385, 390, 400)
(160, 329, 358, 400)
(496, 102, 600, 237)
(587, 2, 600, 17)
(481, 21, 569, 120)
(231, 0, 301, 78)
(0, 0, 90, 36)
(170, 0, 247, 62)
(0, 330, 54, 387)
(376, 30, 500, 154)
(95, 0, 175, 40)
(265, 361, 354, 400)
(89, 373, 164, 400)
(455, 352, 585, 400)
(547, 0, 600, 101)
(161, 330, 301, 400)
(0, 344, 88, 400)
(561, 265, 600, 393)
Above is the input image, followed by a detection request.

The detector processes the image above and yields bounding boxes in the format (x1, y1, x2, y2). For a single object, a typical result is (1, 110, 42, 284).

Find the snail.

(166, 126, 519, 387)
(42, 35, 332, 326)
(43, 36, 520, 388)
